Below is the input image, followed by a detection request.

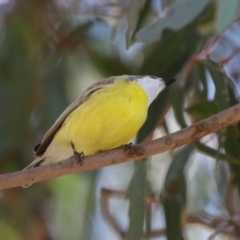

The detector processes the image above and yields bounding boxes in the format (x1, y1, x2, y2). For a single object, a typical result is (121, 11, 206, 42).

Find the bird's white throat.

(136, 76, 166, 106)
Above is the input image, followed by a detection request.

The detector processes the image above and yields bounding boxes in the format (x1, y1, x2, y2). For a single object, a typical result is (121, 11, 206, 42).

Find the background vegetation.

(0, 0, 240, 239)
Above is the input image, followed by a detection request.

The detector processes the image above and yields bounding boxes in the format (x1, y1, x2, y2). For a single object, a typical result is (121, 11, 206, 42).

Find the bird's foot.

(74, 151, 84, 165)
(122, 142, 145, 157)
(71, 142, 84, 165)
(122, 142, 135, 151)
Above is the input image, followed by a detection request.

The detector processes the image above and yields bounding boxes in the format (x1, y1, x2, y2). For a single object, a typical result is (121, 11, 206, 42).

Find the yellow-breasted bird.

(24, 75, 175, 170)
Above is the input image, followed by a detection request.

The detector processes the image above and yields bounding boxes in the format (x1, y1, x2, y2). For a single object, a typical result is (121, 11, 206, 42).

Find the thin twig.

(184, 13, 240, 77)
(100, 188, 165, 238)
(183, 35, 224, 77)
(0, 103, 240, 190)
(100, 189, 237, 239)
(219, 46, 240, 65)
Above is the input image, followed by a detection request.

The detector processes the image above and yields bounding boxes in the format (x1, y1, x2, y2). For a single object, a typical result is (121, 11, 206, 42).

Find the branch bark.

(0, 103, 240, 190)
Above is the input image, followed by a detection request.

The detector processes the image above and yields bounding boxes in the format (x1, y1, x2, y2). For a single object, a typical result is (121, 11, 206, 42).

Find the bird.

(24, 75, 176, 170)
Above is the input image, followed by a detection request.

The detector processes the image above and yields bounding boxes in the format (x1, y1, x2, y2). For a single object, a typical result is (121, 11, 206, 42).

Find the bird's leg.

(70, 142, 84, 165)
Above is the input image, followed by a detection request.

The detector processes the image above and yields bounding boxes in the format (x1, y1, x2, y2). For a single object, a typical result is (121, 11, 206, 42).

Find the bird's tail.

(23, 157, 45, 170)
(22, 157, 45, 188)
(22, 141, 72, 187)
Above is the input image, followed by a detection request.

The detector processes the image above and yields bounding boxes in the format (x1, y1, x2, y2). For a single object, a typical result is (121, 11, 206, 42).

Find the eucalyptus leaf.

(131, 0, 152, 41)
(197, 2, 217, 36)
(171, 86, 188, 128)
(138, 87, 170, 142)
(195, 141, 239, 165)
(185, 100, 219, 120)
(162, 144, 194, 240)
(125, 160, 148, 240)
(215, 0, 240, 34)
(87, 52, 132, 76)
(202, 60, 230, 111)
(225, 125, 240, 192)
(126, 0, 144, 48)
(137, 0, 210, 44)
(140, 22, 201, 78)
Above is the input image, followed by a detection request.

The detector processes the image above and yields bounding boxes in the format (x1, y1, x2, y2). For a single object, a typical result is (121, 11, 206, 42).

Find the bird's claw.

(74, 151, 84, 165)
(71, 142, 84, 165)
(122, 142, 135, 151)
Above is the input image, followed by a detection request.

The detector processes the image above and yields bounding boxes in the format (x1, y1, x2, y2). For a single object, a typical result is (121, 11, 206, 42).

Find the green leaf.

(185, 100, 219, 119)
(137, 87, 170, 142)
(215, 0, 240, 34)
(197, 0, 240, 36)
(197, 2, 217, 36)
(225, 125, 240, 192)
(161, 0, 176, 8)
(145, 183, 152, 238)
(162, 196, 185, 240)
(202, 60, 230, 111)
(131, 0, 152, 40)
(201, 60, 231, 167)
(171, 86, 188, 128)
(198, 62, 209, 99)
(125, 160, 148, 240)
(139, 21, 201, 78)
(126, 0, 144, 48)
(162, 144, 194, 240)
(137, 0, 210, 44)
(214, 160, 229, 201)
(87, 52, 132, 76)
(171, 62, 207, 128)
(195, 141, 240, 165)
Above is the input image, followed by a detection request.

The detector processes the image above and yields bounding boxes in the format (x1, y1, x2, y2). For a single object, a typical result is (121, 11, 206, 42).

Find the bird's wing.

(34, 77, 115, 156)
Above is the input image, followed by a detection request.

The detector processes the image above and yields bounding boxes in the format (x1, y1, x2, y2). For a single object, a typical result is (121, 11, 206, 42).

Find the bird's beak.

(163, 78, 176, 86)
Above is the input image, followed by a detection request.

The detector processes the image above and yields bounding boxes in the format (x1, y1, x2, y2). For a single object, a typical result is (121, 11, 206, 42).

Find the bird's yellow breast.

(54, 78, 148, 155)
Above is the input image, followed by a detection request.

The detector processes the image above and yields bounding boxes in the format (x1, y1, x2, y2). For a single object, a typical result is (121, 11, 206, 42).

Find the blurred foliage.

(162, 144, 194, 240)
(1, 0, 240, 239)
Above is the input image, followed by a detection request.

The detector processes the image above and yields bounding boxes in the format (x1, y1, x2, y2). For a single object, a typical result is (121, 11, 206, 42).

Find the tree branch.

(0, 103, 240, 190)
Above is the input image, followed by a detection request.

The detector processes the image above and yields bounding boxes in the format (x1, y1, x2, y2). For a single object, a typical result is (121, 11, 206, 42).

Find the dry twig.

(0, 103, 240, 190)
